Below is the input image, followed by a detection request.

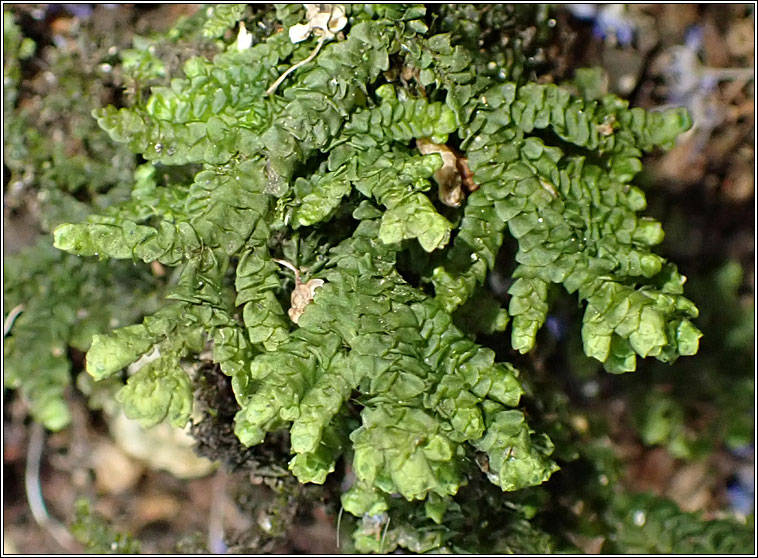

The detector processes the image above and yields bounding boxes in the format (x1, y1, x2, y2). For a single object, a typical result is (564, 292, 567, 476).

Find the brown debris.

(272, 259, 325, 324)
(416, 138, 478, 207)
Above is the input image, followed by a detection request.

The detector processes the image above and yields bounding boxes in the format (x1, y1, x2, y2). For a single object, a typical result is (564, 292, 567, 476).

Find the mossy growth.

(4, 4, 752, 554)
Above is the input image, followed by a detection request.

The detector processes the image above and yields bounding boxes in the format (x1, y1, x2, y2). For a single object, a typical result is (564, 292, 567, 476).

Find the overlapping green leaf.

(116, 350, 194, 428)
(201, 4, 247, 38)
(230, 221, 556, 505)
(31, 4, 705, 554)
(431, 81, 697, 371)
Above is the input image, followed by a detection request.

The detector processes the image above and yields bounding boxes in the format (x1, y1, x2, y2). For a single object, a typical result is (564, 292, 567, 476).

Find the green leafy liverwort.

(47, 4, 708, 552)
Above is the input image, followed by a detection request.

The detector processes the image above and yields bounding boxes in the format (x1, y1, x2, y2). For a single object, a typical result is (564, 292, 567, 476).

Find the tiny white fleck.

(619, 74, 637, 94)
(582, 380, 599, 398)
(633, 510, 646, 526)
(258, 512, 273, 533)
(236, 21, 253, 51)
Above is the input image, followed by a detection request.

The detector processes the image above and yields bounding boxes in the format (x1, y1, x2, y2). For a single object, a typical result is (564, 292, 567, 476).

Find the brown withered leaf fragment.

(288, 277, 325, 324)
(597, 115, 616, 136)
(272, 259, 324, 324)
(416, 138, 466, 207)
(457, 156, 478, 192)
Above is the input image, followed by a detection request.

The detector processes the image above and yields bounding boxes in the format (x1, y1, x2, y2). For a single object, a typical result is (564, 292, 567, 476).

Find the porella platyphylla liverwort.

(46, 4, 704, 553)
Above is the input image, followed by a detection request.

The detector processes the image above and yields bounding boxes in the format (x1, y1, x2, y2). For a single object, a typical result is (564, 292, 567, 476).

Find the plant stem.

(265, 35, 326, 96)
(25, 422, 77, 551)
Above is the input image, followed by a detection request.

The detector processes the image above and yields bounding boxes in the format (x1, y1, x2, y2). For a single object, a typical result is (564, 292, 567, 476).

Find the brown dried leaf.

(416, 138, 466, 207)
(273, 259, 325, 324)
(288, 278, 325, 324)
